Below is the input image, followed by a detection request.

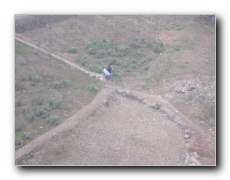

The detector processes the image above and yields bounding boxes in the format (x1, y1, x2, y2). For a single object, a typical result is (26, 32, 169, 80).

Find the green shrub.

(15, 82, 24, 91)
(88, 62, 105, 73)
(48, 99, 62, 109)
(144, 66, 150, 71)
(45, 75, 54, 82)
(127, 64, 137, 73)
(87, 39, 113, 57)
(112, 45, 130, 57)
(67, 46, 78, 54)
(52, 80, 70, 89)
(35, 105, 50, 119)
(87, 41, 98, 55)
(147, 40, 164, 53)
(24, 109, 35, 122)
(134, 51, 145, 60)
(15, 99, 23, 107)
(76, 57, 90, 66)
(20, 61, 28, 66)
(22, 131, 32, 140)
(31, 96, 44, 106)
(88, 84, 99, 93)
(176, 24, 186, 31)
(130, 38, 148, 49)
(142, 78, 152, 90)
(15, 122, 24, 132)
(47, 115, 59, 126)
(15, 137, 23, 146)
(29, 71, 40, 82)
(112, 70, 120, 77)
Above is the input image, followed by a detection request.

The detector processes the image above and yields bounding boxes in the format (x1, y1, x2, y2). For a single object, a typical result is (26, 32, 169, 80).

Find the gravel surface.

(17, 88, 188, 165)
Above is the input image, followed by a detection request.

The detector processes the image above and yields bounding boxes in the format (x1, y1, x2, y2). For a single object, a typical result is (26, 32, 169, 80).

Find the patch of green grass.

(47, 115, 59, 126)
(15, 98, 23, 107)
(15, 137, 24, 146)
(177, 64, 187, 69)
(129, 37, 148, 49)
(31, 95, 45, 106)
(142, 78, 152, 90)
(29, 71, 41, 83)
(112, 45, 130, 57)
(22, 131, 32, 140)
(184, 93, 196, 102)
(76, 57, 106, 73)
(20, 60, 28, 66)
(144, 66, 150, 71)
(174, 37, 195, 51)
(15, 82, 24, 91)
(49, 80, 70, 89)
(112, 69, 120, 77)
(23, 109, 35, 122)
(48, 99, 62, 109)
(87, 39, 113, 57)
(176, 24, 187, 31)
(88, 84, 99, 93)
(134, 51, 145, 60)
(67, 46, 78, 54)
(75, 56, 90, 66)
(45, 75, 54, 82)
(147, 40, 164, 53)
(35, 105, 50, 119)
(150, 70, 165, 85)
(16, 43, 30, 54)
(15, 122, 24, 132)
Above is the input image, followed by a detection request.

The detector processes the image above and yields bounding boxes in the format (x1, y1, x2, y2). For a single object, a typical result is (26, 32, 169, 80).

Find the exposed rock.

(190, 156, 201, 165)
(184, 134, 190, 139)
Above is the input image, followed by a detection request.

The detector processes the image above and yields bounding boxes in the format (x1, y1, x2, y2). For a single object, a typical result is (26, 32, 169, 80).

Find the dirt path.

(15, 36, 215, 165)
(15, 34, 104, 80)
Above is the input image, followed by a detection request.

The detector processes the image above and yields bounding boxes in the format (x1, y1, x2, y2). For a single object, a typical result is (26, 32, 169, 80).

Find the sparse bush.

(76, 57, 90, 66)
(15, 99, 23, 107)
(112, 45, 130, 57)
(134, 51, 145, 60)
(22, 131, 32, 140)
(88, 60, 106, 73)
(87, 41, 98, 55)
(144, 66, 150, 71)
(45, 75, 54, 82)
(23, 109, 35, 122)
(147, 40, 164, 53)
(87, 39, 113, 57)
(48, 99, 62, 109)
(112, 69, 120, 77)
(15, 137, 23, 146)
(176, 24, 186, 31)
(52, 80, 70, 89)
(127, 64, 137, 73)
(130, 38, 148, 49)
(31, 96, 44, 106)
(35, 105, 50, 119)
(142, 78, 152, 90)
(88, 84, 99, 93)
(20, 61, 28, 66)
(29, 71, 40, 83)
(47, 115, 59, 126)
(15, 82, 24, 91)
(67, 46, 78, 54)
(15, 122, 24, 132)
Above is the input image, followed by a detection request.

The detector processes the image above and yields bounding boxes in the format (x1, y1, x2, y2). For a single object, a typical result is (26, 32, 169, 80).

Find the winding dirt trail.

(15, 35, 215, 165)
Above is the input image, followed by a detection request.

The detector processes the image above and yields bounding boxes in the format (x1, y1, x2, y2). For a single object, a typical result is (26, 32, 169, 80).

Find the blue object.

(103, 68, 111, 76)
